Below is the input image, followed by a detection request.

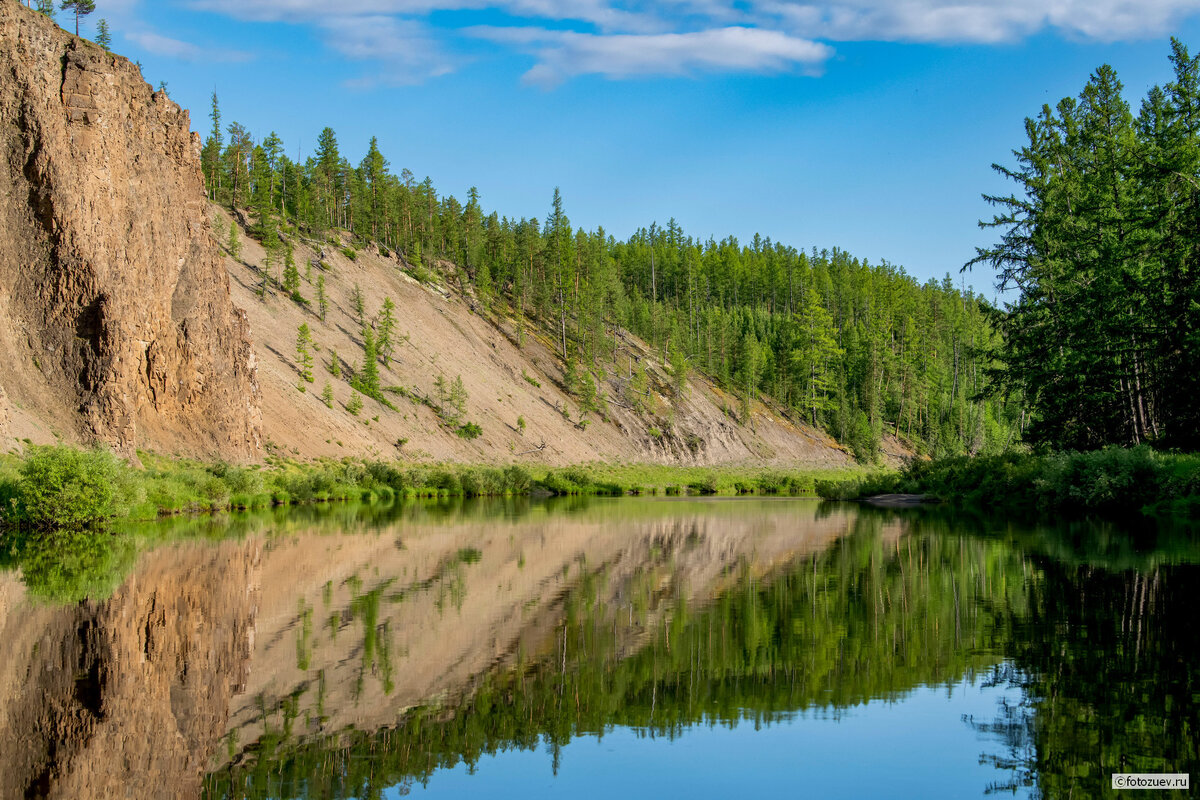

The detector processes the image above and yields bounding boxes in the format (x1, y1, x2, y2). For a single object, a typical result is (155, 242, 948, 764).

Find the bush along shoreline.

(816, 446, 1200, 519)
(0, 445, 864, 534)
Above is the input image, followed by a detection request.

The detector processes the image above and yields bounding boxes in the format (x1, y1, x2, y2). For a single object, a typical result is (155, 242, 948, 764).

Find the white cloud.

(124, 30, 254, 62)
(172, 0, 1200, 87)
(470, 25, 832, 86)
(754, 0, 1200, 43)
(319, 16, 455, 84)
(188, 0, 668, 31)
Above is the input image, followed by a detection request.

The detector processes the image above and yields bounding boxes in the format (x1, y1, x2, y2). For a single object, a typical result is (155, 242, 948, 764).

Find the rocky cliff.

(0, 2, 260, 458)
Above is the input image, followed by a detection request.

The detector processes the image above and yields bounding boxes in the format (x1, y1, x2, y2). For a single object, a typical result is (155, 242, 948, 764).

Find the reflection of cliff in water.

(5, 500, 1195, 800)
(1, 499, 870, 799)
(0, 539, 261, 800)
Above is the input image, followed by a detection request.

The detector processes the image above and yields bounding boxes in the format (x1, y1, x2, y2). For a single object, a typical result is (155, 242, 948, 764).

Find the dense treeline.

(973, 39, 1200, 450)
(200, 97, 1021, 461)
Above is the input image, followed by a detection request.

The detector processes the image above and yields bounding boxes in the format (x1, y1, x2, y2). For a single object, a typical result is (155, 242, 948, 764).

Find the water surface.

(0, 498, 1196, 799)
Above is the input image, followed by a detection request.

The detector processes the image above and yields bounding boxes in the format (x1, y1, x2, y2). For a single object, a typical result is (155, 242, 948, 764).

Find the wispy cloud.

(174, 0, 1200, 87)
(124, 30, 254, 62)
(755, 0, 1200, 43)
(470, 25, 832, 86)
(319, 16, 456, 85)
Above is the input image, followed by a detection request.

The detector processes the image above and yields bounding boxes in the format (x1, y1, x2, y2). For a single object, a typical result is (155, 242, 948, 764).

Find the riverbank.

(816, 446, 1200, 518)
(0, 444, 870, 533)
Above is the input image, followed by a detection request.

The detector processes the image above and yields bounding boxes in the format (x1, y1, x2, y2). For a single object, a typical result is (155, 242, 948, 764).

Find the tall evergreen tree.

(60, 0, 94, 35)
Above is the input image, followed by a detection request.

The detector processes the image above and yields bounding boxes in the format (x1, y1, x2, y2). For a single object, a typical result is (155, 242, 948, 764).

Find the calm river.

(1, 498, 1196, 798)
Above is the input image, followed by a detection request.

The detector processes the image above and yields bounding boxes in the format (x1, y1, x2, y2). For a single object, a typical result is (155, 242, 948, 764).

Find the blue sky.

(71, 0, 1200, 297)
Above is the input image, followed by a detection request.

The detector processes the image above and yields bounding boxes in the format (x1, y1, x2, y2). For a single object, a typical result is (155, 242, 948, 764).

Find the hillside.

(0, 0, 906, 468)
(215, 207, 889, 467)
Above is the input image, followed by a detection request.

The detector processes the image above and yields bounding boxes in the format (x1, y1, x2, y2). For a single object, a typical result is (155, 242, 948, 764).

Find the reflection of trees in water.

(205, 516, 1034, 800)
(968, 557, 1200, 798)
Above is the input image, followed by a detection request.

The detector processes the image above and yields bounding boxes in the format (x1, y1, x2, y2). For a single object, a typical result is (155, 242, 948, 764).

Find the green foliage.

(455, 422, 482, 440)
(4, 528, 135, 603)
(282, 242, 301, 299)
(434, 375, 469, 428)
(296, 323, 314, 382)
(355, 327, 381, 397)
(821, 447, 1200, 519)
(227, 219, 241, 260)
(376, 298, 396, 364)
(95, 18, 111, 50)
(195, 115, 1020, 460)
(321, 382, 334, 408)
(317, 275, 328, 322)
(11, 446, 128, 530)
(973, 42, 1200, 450)
(328, 348, 341, 378)
(60, 0, 95, 35)
(351, 284, 365, 326)
(521, 369, 540, 388)
(516, 415, 526, 435)
(346, 391, 363, 416)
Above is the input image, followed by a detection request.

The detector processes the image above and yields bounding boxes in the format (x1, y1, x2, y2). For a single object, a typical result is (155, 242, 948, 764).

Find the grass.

(815, 446, 1200, 519)
(0, 445, 869, 534)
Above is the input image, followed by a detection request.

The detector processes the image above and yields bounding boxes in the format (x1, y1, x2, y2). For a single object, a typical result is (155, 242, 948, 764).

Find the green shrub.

(14, 446, 128, 529)
(456, 422, 483, 440)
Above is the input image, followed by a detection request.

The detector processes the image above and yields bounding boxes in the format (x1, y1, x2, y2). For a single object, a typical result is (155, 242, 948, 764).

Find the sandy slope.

(218, 207, 900, 467)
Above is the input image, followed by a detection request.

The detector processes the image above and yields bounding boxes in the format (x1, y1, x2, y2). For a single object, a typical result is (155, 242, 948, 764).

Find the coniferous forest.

(973, 40, 1200, 451)
(201, 100, 1022, 463)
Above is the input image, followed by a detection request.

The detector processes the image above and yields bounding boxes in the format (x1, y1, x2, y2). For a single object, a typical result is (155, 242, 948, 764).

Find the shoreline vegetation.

(3, 442, 1199, 537)
(0, 444, 869, 533)
(816, 446, 1200, 519)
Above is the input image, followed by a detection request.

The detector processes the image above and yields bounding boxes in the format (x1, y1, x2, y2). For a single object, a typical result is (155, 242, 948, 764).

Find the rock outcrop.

(0, 2, 260, 458)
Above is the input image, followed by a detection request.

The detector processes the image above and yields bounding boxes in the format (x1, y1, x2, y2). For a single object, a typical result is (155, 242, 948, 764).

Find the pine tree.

(95, 18, 111, 50)
(321, 381, 334, 408)
(351, 284, 365, 326)
(328, 348, 341, 377)
(296, 323, 314, 382)
(35, 0, 55, 20)
(203, 93, 223, 201)
(60, 0, 94, 36)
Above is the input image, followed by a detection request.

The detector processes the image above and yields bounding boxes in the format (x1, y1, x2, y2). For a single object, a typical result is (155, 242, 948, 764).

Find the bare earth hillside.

(0, 1, 901, 468)
(215, 207, 880, 467)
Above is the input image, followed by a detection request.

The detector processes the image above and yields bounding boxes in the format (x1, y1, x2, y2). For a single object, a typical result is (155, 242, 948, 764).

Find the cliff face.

(0, 2, 260, 458)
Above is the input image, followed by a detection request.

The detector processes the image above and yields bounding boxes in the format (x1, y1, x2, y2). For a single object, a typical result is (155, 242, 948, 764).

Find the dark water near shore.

(1, 498, 1197, 799)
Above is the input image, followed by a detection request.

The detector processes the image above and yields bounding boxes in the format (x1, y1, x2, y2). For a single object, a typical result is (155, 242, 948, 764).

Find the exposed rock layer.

(0, 2, 260, 457)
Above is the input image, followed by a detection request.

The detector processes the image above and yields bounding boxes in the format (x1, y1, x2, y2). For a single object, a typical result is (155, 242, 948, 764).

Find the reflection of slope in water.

(220, 499, 860, 757)
(0, 498, 858, 799)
